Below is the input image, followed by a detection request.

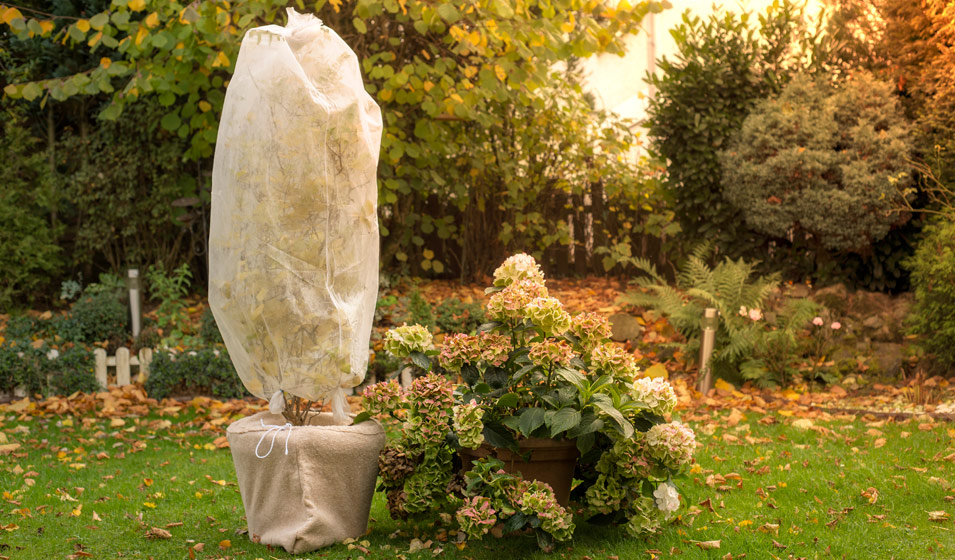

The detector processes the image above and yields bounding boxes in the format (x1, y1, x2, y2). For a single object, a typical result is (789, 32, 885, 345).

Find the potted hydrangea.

(360, 254, 697, 550)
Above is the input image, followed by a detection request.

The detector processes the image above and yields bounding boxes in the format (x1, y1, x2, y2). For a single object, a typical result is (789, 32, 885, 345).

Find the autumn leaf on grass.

(145, 527, 172, 539)
(927, 511, 951, 522)
(772, 539, 787, 549)
(694, 540, 720, 550)
(861, 487, 879, 504)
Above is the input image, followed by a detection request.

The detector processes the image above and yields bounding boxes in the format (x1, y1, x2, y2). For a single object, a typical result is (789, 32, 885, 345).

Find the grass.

(0, 399, 952, 560)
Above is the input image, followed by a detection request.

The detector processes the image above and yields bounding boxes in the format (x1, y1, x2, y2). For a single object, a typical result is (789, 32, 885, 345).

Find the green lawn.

(0, 401, 952, 559)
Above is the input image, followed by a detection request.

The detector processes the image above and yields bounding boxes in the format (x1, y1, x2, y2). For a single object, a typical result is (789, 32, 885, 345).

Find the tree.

(644, 1, 811, 262)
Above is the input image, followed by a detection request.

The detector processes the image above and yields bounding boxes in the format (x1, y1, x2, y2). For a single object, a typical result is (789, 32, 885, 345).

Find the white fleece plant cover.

(209, 9, 382, 423)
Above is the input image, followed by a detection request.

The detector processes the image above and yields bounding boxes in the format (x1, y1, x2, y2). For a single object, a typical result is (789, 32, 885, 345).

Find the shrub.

(146, 263, 195, 347)
(906, 218, 955, 369)
(721, 72, 914, 254)
(199, 308, 223, 345)
(0, 340, 42, 395)
(43, 346, 99, 396)
(144, 349, 245, 400)
(0, 341, 97, 396)
(0, 114, 63, 308)
(60, 291, 129, 345)
(435, 297, 486, 335)
(403, 289, 435, 329)
(739, 298, 821, 388)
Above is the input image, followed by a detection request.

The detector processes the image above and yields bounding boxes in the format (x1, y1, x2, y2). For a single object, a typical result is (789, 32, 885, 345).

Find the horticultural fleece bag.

(208, 8, 382, 423)
(227, 411, 385, 553)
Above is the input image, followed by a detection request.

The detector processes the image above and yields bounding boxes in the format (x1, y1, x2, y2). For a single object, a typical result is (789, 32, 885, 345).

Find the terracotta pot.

(460, 438, 579, 506)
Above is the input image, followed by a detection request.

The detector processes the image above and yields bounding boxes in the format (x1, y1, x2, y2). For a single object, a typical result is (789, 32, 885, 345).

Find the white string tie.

(255, 419, 293, 458)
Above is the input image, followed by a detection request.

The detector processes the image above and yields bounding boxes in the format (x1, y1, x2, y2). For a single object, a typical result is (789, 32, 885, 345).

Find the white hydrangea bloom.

(630, 377, 677, 417)
(653, 482, 680, 514)
(492, 253, 545, 287)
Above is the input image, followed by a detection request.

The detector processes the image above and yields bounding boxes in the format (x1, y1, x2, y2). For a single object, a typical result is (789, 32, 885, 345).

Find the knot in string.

(254, 419, 293, 458)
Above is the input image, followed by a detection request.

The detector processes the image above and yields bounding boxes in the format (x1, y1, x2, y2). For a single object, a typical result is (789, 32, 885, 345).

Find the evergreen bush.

(144, 349, 244, 400)
(906, 219, 955, 369)
(721, 72, 914, 254)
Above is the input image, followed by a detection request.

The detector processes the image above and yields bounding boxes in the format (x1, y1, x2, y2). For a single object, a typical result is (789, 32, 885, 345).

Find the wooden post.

(138, 348, 153, 381)
(94, 348, 108, 389)
(698, 308, 718, 395)
(115, 347, 131, 386)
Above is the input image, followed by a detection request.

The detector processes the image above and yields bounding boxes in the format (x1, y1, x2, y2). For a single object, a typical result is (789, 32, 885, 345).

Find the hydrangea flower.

(525, 297, 572, 336)
(362, 379, 404, 417)
(625, 496, 664, 536)
(529, 340, 576, 369)
(383, 324, 433, 358)
(453, 402, 486, 449)
(492, 253, 545, 288)
(653, 482, 680, 515)
(438, 332, 512, 372)
(629, 377, 677, 417)
(486, 279, 549, 322)
(570, 312, 612, 351)
(455, 496, 497, 540)
(590, 342, 639, 380)
(515, 481, 575, 541)
(644, 421, 697, 471)
(748, 308, 763, 321)
(408, 373, 454, 413)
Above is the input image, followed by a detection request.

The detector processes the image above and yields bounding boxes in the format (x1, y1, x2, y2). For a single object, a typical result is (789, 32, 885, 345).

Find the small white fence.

(93, 347, 153, 388)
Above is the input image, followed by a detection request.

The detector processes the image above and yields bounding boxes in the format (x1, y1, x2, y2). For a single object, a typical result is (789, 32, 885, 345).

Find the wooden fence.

(93, 347, 153, 389)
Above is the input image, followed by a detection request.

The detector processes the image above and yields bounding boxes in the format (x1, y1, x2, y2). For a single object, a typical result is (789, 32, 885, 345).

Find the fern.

(619, 245, 782, 382)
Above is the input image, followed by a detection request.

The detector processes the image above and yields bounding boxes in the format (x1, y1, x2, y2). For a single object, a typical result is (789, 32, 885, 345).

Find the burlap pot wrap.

(227, 411, 385, 553)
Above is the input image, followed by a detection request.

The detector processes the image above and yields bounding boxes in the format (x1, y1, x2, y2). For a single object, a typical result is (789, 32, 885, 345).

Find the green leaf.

(161, 112, 181, 132)
(409, 351, 431, 371)
(482, 421, 518, 450)
(436, 3, 460, 22)
(99, 103, 122, 120)
(567, 411, 602, 438)
(593, 399, 634, 439)
(575, 432, 595, 455)
(21, 82, 42, 101)
(3, 84, 21, 99)
(353, 17, 367, 34)
(351, 411, 372, 424)
(553, 366, 584, 388)
(517, 407, 546, 437)
(89, 12, 109, 30)
(496, 392, 519, 409)
(548, 408, 580, 436)
(502, 512, 528, 533)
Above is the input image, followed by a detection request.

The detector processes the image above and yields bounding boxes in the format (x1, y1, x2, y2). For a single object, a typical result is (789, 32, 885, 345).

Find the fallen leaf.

(874, 438, 886, 449)
(219, 539, 231, 549)
(861, 487, 879, 504)
(145, 527, 172, 539)
(927, 511, 951, 522)
(694, 540, 720, 550)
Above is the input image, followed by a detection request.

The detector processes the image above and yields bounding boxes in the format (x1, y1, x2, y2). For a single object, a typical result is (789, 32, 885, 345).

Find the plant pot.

(460, 438, 579, 506)
(227, 411, 385, 553)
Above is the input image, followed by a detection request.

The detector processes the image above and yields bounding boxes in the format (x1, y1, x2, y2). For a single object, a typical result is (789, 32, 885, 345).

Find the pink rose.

(830, 322, 841, 330)
(812, 317, 824, 326)
(748, 308, 762, 321)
